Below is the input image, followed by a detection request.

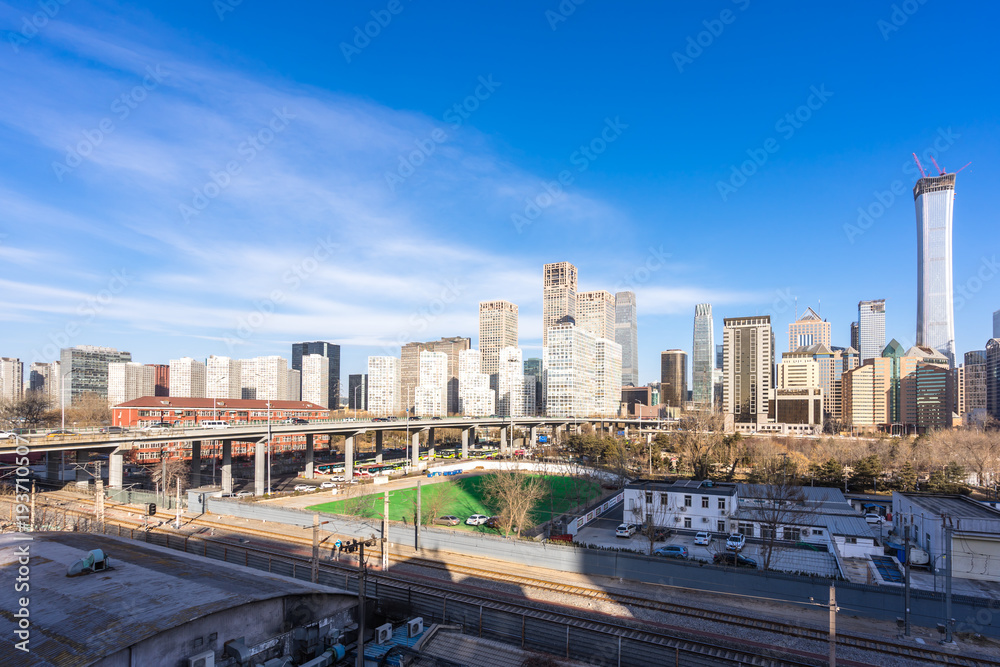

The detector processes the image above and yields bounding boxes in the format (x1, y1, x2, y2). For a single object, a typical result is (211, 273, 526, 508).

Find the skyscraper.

(107, 362, 154, 406)
(962, 350, 987, 418)
(300, 354, 330, 408)
(458, 349, 494, 416)
(994, 310, 1000, 338)
(595, 338, 623, 416)
(169, 357, 206, 398)
(60, 345, 131, 403)
(348, 374, 368, 411)
(986, 339, 1000, 422)
(576, 290, 615, 340)
(787, 307, 830, 351)
(415, 350, 448, 417)
(857, 299, 886, 363)
(722, 316, 774, 425)
(715, 344, 724, 370)
(850, 322, 859, 352)
(659, 350, 687, 410)
(478, 301, 518, 391)
(692, 304, 714, 407)
(292, 342, 341, 409)
(240, 356, 289, 401)
(0, 358, 23, 402)
(401, 337, 470, 414)
(28, 361, 60, 403)
(145, 364, 169, 396)
(498, 346, 525, 417)
(614, 291, 638, 386)
(542, 262, 577, 347)
(914, 173, 957, 367)
(367, 356, 400, 416)
(543, 323, 596, 418)
(524, 357, 543, 410)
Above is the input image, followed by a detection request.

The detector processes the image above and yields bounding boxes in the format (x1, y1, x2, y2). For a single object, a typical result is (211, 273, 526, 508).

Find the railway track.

(24, 492, 1000, 667)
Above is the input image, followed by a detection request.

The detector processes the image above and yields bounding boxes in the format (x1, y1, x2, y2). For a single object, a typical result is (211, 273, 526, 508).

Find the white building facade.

(300, 354, 329, 408)
(367, 356, 400, 416)
(595, 338, 623, 417)
(0, 357, 23, 402)
(543, 323, 598, 418)
(169, 357, 207, 398)
(240, 356, 289, 401)
(458, 349, 494, 416)
(107, 362, 155, 406)
(206, 356, 242, 399)
(415, 351, 448, 417)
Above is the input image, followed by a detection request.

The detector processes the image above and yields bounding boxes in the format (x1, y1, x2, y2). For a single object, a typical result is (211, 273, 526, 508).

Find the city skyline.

(1, 3, 998, 389)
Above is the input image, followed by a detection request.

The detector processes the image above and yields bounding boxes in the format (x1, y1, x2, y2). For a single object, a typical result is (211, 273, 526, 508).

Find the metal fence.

(107, 487, 184, 510)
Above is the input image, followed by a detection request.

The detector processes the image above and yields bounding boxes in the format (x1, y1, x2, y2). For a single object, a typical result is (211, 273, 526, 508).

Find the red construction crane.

(955, 161, 972, 174)
(929, 155, 945, 175)
(912, 153, 928, 178)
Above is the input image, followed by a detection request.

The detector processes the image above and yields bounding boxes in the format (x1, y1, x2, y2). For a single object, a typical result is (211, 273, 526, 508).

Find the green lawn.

(307, 475, 600, 531)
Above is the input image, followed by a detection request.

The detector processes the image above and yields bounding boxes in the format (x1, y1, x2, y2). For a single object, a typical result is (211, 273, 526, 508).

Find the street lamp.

(266, 399, 272, 495)
(60, 369, 76, 431)
(354, 383, 364, 420)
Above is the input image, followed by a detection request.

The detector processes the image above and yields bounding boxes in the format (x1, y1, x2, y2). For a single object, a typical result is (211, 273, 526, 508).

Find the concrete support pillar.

(45, 452, 61, 481)
(190, 440, 201, 488)
(221, 440, 233, 494)
(374, 430, 384, 464)
(75, 450, 90, 483)
(304, 433, 314, 479)
(411, 431, 420, 468)
(344, 433, 355, 481)
(254, 437, 266, 497)
(461, 428, 469, 459)
(529, 426, 537, 448)
(427, 428, 435, 459)
(499, 426, 508, 454)
(109, 448, 124, 489)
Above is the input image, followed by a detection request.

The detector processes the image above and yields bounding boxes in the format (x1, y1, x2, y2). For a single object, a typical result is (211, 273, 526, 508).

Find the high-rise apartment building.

(28, 361, 61, 403)
(60, 345, 131, 403)
(107, 362, 154, 406)
(594, 338, 622, 417)
(543, 323, 596, 418)
(857, 300, 886, 363)
(0, 358, 23, 402)
(240, 356, 289, 401)
(415, 351, 448, 417)
(962, 350, 987, 417)
(458, 349, 495, 416)
(169, 357, 206, 398)
(206, 356, 242, 399)
(367, 356, 400, 416)
(782, 344, 854, 421)
(401, 337, 471, 414)
(722, 316, 774, 425)
(524, 357, 543, 411)
(850, 322, 859, 352)
(615, 291, 638, 387)
(986, 339, 1000, 422)
(348, 374, 368, 411)
(692, 304, 714, 407)
(659, 350, 687, 410)
(145, 364, 169, 396)
(287, 369, 301, 401)
(994, 311, 1000, 338)
(788, 307, 830, 351)
(478, 301, 518, 391)
(914, 173, 957, 367)
(498, 346, 526, 417)
(542, 262, 577, 347)
(292, 342, 341, 410)
(577, 290, 615, 341)
(300, 354, 330, 408)
(842, 359, 892, 429)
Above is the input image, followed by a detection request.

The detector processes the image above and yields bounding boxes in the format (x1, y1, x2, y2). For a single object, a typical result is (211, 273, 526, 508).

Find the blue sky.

(1, 0, 998, 385)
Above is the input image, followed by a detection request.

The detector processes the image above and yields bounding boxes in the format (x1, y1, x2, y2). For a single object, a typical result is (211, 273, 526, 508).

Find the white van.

(200, 420, 230, 429)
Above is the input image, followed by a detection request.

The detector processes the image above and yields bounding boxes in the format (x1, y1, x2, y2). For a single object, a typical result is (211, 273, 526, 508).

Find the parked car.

(713, 552, 757, 568)
(434, 515, 460, 526)
(432, 416, 443, 420)
(864, 513, 884, 525)
(694, 531, 711, 546)
(235, 490, 254, 498)
(616, 523, 640, 538)
(319, 481, 336, 489)
(286, 418, 309, 425)
(99, 426, 126, 434)
(726, 533, 746, 551)
(484, 516, 502, 529)
(142, 423, 173, 432)
(466, 514, 490, 526)
(293, 484, 313, 492)
(0, 431, 17, 440)
(654, 545, 689, 559)
(652, 527, 672, 541)
(46, 429, 75, 438)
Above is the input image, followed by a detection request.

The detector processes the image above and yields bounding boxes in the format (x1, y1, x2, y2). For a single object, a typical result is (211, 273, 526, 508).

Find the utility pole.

(175, 477, 181, 529)
(943, 516, 955, 645)
(904, 522, 911, 636)
(415, 480, 422, 551)
(382, 491, 389, 570)
(828, 585, 837, 667)
(343, 537, 378, 667)
(94, 461, 105, 532)
(312, 513, 320, 583)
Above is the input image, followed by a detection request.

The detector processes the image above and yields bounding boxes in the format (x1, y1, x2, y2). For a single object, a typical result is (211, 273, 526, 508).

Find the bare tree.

(0, 391, 51, 429)
(480, 467, 547, 537)
(66, 391, 112, 427)
(148, 459, 189, 496)
(737, 479, 816, 571)
(629, 493, 674, 555)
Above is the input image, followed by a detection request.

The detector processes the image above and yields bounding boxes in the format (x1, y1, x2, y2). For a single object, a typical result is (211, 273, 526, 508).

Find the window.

(846, 537, 857, 545)
(684, 517, 692, 529)
(784, 527, 801, 542)
(684, 495, 692, 507)
(717, 520, 726, 533)
(813, 529, 824, 536)
(645, 491, 653, 504)
(761, 525, 776, 540)
(718, 498, 726, 510)
(701, 496, 709, 508)
(738, 522, 753, 537)
(660, 494, 669, 506)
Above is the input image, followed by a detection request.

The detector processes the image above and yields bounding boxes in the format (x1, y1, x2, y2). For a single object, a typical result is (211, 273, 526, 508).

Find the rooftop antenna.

(929, 155, 945, 176)
(912, 153, 928, 178)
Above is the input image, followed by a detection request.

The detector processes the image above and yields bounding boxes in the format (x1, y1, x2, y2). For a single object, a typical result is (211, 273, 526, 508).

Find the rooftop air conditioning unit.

(375, 623, 393, 645)
(407, 617, 424, 638)
(187, 651, 215, 667)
